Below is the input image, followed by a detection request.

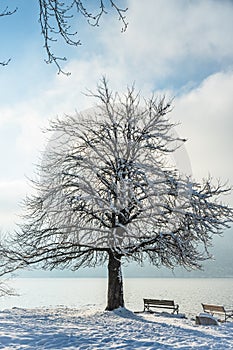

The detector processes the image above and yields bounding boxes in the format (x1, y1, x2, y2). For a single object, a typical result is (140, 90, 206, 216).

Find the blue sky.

(0, 0, 233, 276)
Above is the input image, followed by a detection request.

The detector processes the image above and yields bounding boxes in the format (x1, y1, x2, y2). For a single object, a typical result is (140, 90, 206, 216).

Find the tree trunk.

(106, 250, 124, 311)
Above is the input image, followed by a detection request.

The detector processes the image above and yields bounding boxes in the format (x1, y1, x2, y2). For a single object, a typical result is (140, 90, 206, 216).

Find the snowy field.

(0, 307, 232, 349)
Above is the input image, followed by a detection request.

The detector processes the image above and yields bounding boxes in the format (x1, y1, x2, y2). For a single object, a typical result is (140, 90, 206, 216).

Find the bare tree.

(0, 79, 232, 310)
(1, 1, 128, 74)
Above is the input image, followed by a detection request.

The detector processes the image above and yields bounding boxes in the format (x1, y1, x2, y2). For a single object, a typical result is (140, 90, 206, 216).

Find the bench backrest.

(144, 299, 175, 307)
(202, 304, 225, 313)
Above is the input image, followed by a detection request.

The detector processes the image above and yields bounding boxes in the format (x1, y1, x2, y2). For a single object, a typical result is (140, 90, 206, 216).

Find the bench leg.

(144, 305, 150, 312)
(225, 314, 233, 321)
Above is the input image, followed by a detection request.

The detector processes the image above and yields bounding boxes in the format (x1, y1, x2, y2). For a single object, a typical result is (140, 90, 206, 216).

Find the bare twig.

(0, 58, 11, 66)
(0, 6, 17, 66)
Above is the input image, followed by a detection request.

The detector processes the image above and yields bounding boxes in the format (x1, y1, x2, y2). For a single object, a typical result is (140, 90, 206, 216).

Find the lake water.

(0, 278, 232, 317)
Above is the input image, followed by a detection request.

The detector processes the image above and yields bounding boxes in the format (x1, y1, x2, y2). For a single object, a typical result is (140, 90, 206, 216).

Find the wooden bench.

(143, 298, 179, 314)
(202, 303, 233, 322)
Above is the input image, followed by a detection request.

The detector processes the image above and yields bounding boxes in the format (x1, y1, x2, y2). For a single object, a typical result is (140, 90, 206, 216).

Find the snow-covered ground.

(0, 307, 232, 349)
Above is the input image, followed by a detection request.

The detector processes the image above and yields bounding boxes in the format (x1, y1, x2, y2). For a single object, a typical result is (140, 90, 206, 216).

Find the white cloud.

(99, 0, 233, 83)
(172, 70, 233, 197)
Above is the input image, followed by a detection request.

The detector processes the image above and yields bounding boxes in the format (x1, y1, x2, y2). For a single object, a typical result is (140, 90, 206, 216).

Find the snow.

(0, 307, 232, 349)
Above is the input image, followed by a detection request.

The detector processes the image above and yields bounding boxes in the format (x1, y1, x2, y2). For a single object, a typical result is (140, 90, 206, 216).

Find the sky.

(0, 0, 233, 277)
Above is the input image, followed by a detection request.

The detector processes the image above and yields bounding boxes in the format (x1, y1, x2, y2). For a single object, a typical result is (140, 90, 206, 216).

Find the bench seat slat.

(202, 304, 225, 313)
(144, 299, 175, 306)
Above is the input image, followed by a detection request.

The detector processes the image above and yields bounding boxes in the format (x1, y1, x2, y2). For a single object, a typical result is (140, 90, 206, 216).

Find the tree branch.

(38, 0, 128, 74)
(0, 6, 17, 66)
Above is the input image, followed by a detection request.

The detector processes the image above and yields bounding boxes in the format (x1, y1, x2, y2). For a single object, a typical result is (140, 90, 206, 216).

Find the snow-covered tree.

(1, 79, 232, 310)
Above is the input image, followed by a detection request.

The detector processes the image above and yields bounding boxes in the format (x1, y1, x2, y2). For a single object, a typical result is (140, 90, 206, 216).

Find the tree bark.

(106, 250, 124, 310)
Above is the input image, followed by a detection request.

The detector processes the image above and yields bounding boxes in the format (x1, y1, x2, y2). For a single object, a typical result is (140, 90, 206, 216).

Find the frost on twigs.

(39, 0, 128, 75)
(0, 58, 11, 66)
(0, 280, 16, 297)
(0, 6, 17, 66)
(0, 231, 17, 296)
(0, 78, 232, 280)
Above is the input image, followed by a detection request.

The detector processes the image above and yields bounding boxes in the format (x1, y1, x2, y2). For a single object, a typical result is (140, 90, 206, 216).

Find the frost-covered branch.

(0, 280, 16, 297)
(38, 0, 128, 74)
(0, 5, 17, 66)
